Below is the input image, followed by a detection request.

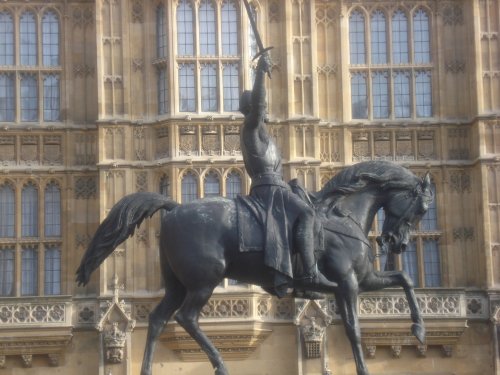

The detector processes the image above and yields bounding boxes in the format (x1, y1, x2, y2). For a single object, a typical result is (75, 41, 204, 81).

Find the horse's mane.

(315, 161, 420, 204)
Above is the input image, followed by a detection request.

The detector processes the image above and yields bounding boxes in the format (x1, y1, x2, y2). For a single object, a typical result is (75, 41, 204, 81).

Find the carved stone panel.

(155, 127, 170, 159)
(320, 130, 341, 163)
(43, 136, 63, 165)
(0, 136, 15, 166)
(135, 172, 147, 192)
(353, 132, 370, 162)
(447, 128, 470, 160)
(202, 126, 221, 156)
(395, 131, 414, 161)
(133, 126, 146, 161)
(374, 131, 392, 161)
(417, 131, 436, 160)
(223, 126, 240, 156)
(179, 126, 198, 156)
(104, 128, 125, 160)
(75, 133, 97, 166)
(20, 136, 39, 166)
(74, 177, 97, 199)
(449, 170, 471, 194)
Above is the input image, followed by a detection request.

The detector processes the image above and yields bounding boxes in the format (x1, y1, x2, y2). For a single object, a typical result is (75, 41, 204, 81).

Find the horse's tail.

(75, 192, 178, 286)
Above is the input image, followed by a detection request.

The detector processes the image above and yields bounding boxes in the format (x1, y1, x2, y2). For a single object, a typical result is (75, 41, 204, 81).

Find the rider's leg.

(291, 197, 337, 290)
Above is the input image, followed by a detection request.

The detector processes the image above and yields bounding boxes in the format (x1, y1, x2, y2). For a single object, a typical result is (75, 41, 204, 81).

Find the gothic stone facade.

(0, 1, 499, 374)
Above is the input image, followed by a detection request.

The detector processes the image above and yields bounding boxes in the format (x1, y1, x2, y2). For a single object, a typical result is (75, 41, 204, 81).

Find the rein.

(322, 215, 372, 249)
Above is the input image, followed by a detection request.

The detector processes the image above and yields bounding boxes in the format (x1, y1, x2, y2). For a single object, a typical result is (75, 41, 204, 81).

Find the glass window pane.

(225, 171, 241, 199)
(349, 11, 366, 64)
(179, 63, 196, 112)
(201, 63, 218, 112)
(177, 0, 194, 56)
(156, 5, 167, 58)
(45, 183, 61, 237)
(199, 0, 216, 56)
(181, 172, 198, 203)
(393, 71, 411, 118)
(402, 240, 419, 287)
(221, 0, 238, 56)
(20, 11, 37, 66)
(223, 63, 239, 111)
(372, 71, 389, 119)
(158, 67, 168, 115)
(44, 74, 60, 121)
(0, 248, 14, 296)
(415, 70, 432, 117)
(0, 184, 15, 237)
(413, 9, 430, 64)
(42, 11, 59, 66)
(0, 73, 15, 121)
(204, 172, 220, 197)
(0, 12, 14, 65)
(371, 10, 387, 64)
(351, 72, 367, 119)
(44, 247, 61, 295)
(421, 183, 437, 230)
(21, 74, 38, 122)
(21, 247, 38, 295)
(22, 183, 38, 237)
(424, 239, 441, 286)
(159, 175, 170, 196)
(392, 10, 409, 64)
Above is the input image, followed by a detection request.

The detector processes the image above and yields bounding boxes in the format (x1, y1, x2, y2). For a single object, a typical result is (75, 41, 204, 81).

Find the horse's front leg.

(360, 271, 425, 344)
(336, 272, 370, 375)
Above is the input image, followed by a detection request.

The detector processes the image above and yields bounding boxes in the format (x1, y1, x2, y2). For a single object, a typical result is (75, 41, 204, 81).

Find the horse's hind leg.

(175, 287, 228, 375)
(141, 285, 186, 375)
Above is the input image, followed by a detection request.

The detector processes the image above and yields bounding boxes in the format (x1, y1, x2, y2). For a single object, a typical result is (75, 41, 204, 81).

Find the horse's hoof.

(411, 323, 426, 344)
(215, 366, 229, 375)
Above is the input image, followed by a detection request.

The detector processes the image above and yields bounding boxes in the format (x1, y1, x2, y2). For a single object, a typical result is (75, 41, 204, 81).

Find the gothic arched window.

(204, 171, 220, 197)
(181, 172, 198, 203)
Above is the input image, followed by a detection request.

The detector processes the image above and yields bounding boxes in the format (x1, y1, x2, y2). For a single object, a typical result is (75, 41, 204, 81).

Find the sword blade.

(242, 0, 265, 52)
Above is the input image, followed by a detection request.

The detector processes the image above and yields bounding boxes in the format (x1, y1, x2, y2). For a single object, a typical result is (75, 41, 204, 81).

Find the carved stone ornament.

(295, 300, 332, 359)
(104, 322, 127, 364)
(97, 276, 136, 365)
(74, 176, 97, 199)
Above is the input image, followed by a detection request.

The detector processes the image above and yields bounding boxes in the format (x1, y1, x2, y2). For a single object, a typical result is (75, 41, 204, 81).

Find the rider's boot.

(294, 227, 337, 292)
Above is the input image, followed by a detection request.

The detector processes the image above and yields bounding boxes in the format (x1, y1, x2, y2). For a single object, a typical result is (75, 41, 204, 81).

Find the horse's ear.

(422, 172, 431, 190)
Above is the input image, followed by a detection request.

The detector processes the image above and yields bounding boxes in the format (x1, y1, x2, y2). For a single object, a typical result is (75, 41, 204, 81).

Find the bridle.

(383, 182, 433, 235)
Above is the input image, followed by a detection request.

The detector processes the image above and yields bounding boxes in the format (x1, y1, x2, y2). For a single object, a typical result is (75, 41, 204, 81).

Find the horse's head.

(377, 172, 433, 254)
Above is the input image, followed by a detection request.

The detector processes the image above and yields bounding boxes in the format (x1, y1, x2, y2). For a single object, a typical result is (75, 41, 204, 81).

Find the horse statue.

(76, 160, 433, 375)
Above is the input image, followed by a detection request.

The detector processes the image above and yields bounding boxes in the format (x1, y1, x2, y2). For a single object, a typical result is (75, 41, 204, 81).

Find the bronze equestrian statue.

(76, 159, 432, 375)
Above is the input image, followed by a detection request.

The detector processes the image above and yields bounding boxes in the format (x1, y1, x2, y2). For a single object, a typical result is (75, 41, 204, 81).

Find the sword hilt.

(252, 46, 274, 61)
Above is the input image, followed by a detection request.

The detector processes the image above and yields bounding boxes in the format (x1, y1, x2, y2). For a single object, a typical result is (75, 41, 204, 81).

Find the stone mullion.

(416, 235, 425, 287)
(216, 1, 223, 115)
(14, 182, 22, 297)
(38, 180, 45, 296)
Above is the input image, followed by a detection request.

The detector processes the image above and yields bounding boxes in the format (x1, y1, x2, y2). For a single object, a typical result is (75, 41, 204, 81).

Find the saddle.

(235, 179, 324, 255)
